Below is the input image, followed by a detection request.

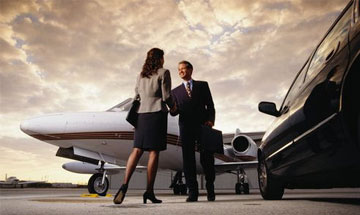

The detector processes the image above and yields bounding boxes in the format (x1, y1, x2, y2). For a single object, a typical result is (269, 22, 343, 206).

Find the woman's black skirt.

(134, 111, 168, 151)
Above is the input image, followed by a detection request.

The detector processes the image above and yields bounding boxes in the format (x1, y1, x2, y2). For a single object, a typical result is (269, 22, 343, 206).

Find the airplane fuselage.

(21, 111, 225, 173)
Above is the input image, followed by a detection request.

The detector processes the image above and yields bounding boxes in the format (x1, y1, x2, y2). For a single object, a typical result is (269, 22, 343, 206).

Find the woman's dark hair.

(141, 48, 164, 78)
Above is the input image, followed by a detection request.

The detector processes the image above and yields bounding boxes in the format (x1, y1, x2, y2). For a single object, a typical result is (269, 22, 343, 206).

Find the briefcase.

(200, 125, 224, 154)
(126, 99, 140, 127)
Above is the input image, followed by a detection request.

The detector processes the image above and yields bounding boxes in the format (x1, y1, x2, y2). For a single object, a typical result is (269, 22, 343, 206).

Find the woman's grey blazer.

(135, 68, 174, 113)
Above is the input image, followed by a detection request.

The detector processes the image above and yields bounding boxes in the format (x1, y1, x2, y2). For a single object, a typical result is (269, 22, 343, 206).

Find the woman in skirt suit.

(113, 48, 175, 204)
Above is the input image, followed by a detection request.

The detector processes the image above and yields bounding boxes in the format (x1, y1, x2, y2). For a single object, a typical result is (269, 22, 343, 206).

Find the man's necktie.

(186, 81, 192, 98)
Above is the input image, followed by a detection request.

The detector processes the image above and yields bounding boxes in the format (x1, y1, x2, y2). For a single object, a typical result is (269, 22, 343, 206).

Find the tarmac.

(0, 188, 359, 215)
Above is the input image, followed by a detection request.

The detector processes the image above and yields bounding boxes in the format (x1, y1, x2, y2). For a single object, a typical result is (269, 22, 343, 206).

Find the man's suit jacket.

(135, 68, 174, 113)
(171, 80, 215, 126)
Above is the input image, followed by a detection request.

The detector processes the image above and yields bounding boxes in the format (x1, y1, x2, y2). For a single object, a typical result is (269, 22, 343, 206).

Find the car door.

(283, 2, 353, 177)
(264, 59, 310, 174)
(303, 2, 352, 121)
(265, 3, 353, 177)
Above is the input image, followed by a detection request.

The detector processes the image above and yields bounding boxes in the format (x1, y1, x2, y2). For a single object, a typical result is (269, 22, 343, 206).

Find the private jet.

(0, 176, 45, 188)
(20, 98, 263, 196)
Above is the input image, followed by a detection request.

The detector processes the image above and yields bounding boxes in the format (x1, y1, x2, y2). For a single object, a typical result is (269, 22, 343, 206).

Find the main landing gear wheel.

(258, 156, 284, 200)
(235, 182, 249, 194)
(88, 173, 109, 196)
(173, 183, 187, 195)
(235, 169, 250, 194)
(170, 171, 187, 195)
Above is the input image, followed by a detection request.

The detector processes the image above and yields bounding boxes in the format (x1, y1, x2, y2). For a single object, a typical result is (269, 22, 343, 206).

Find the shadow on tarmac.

(105, 204, 152, 209)
(283, 198, 360, 206)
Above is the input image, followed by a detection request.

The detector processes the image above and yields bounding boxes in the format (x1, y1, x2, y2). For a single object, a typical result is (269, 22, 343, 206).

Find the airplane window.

(306, 5, 352, 80)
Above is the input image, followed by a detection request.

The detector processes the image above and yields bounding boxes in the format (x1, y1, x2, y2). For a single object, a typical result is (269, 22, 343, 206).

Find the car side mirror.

(258, 101, 281, 117)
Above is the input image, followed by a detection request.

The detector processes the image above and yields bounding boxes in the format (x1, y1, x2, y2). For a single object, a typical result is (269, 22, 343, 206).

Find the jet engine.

(231, 135, 258, 161)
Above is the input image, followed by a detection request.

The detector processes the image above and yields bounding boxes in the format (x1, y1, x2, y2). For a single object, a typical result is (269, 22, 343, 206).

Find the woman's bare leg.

(123, 148, 144, 185)
(146, 150, 159, 192)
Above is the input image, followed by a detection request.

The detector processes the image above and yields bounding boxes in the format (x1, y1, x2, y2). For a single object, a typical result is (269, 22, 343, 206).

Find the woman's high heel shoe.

(143, 191, 162, 204)
(113, 184, 128, 204)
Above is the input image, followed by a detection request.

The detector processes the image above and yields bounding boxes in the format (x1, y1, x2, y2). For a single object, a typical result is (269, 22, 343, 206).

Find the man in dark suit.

(171, 60, 216, 202)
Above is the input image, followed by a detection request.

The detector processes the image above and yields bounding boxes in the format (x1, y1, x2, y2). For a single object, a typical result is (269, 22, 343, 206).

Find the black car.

(257, 0, 360, 200)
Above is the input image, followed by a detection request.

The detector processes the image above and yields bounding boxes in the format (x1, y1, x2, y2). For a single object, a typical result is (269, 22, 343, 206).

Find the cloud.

(0, 0, 39, 23)
(178, 0, 223, 35)
(0, 0, 348, 129)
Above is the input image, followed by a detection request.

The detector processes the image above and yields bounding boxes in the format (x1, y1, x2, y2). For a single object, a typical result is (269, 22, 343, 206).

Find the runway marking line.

(80, 194, 113, 198)
(30, 199, 111, 203)
(81, 194, 99, 198)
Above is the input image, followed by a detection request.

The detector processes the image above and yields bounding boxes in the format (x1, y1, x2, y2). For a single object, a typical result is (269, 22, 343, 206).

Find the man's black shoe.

(207, 192, 215, 201)
(186, 196, 198, 202)
(186, 191, 198, 202)
(206, 182, 215, 201)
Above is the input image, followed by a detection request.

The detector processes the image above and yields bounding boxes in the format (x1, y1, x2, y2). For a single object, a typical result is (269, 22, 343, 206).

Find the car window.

(280, 58, 310, 112)
(306, 5, 352, 81)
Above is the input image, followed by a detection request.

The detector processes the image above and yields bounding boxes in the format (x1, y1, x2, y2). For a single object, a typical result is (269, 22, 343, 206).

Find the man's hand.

(170, 102, 177, 115)
(204, 121, 214, 128)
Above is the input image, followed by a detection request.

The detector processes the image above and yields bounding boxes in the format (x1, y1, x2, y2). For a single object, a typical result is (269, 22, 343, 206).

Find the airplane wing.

(215, 161, 258, 172)
(62, 161, 147, 175)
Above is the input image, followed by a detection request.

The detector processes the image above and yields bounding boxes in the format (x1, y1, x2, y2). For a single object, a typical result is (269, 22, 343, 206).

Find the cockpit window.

(107, 98, 133, 112)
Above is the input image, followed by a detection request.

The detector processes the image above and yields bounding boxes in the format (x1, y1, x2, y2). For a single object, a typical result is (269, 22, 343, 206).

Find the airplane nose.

(20, 113, 65, 136)
(20, 117, 43, 135)
(20, 119, 32, 134)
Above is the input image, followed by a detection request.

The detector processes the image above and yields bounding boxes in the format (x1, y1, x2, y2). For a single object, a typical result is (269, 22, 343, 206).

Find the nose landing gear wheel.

(88, 173, 109, 196)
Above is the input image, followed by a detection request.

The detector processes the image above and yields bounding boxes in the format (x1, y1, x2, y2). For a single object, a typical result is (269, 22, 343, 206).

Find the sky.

(0, 0, 348, 183)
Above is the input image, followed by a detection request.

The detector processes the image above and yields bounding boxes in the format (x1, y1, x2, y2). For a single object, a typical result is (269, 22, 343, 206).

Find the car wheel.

(258, 156, 284, 200)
